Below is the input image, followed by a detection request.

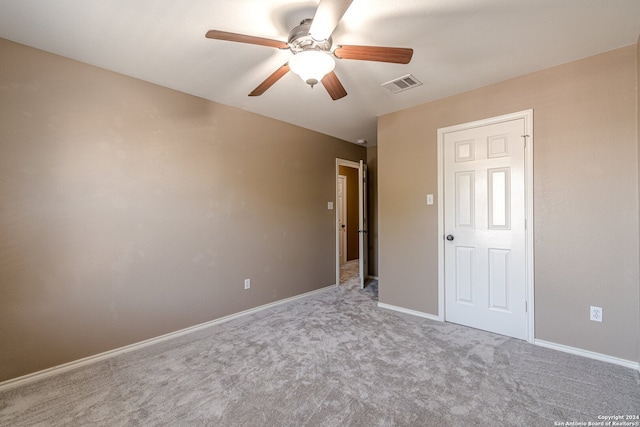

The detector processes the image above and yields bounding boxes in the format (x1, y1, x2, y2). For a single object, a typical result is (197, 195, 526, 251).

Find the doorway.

(338, 174, 348, 266)
(336, 159, 368, 289)
(437, 110, 534, 342)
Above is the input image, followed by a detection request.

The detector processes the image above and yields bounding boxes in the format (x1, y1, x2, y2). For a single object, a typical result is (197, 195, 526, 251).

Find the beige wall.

(0, 38, 366, 382)
(378, 45, 640, 362)
(637, 35, 640, 363)
(366, 146, 378, 277)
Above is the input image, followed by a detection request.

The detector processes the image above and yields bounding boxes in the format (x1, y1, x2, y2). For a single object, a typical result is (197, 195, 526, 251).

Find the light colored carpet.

(340, 259, 360, 285)
(0, 275, 638, 426)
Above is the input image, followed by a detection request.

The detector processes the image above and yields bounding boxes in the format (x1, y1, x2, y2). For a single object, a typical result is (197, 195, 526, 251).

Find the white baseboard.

(534, 339, 639, 371)
(0, 284, 337, 392)
(377, 302, 441, 322)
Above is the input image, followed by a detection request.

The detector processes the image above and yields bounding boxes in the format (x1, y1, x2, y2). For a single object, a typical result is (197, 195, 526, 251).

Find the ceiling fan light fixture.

(289, 50, 335, 88)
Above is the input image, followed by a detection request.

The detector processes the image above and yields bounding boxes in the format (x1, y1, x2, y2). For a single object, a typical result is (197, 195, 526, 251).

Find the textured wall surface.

(637, 35, 640, 364)
(379, 45, 640, 362)
(366, 146, 378, 278)
(0, 38, 366, 382)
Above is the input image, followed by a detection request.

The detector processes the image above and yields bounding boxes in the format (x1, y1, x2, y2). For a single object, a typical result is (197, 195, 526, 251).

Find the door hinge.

(522, 134, 529, 148)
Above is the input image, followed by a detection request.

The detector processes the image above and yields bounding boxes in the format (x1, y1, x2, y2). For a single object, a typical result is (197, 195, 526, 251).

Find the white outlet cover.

(590, 306, 602, 322)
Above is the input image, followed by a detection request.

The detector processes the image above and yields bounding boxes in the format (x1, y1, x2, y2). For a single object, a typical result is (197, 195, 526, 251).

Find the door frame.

(335, 159, 365, 287)
(436, 109, 535, 343)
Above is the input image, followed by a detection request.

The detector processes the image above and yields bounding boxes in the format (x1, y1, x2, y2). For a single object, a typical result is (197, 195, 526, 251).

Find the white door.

(443, 118, 527, 339)
(338, 175, 347, 265)
(358, 160, 368, 289)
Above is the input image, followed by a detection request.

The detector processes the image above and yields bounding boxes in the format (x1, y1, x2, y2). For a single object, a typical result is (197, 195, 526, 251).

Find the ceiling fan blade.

(205, 30, 289, 49)
(334, 45, 413, 64)
(309, 0, 353, 41)
(321, 71, 347, 100)
(249, 63, 291, 97)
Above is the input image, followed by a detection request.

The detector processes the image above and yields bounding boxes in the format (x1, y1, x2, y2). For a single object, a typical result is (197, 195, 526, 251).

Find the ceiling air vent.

(381, 74, 422, 94)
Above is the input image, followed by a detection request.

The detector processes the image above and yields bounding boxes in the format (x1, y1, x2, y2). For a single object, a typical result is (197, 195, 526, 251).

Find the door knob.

(446, 234, 454, 241)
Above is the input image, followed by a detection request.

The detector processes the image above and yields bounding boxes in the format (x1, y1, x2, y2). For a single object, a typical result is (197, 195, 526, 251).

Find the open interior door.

(358, 160, 368, 289)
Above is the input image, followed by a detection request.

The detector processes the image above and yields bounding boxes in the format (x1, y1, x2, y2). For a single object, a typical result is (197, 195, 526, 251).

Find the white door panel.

(444, 118, 527, 340)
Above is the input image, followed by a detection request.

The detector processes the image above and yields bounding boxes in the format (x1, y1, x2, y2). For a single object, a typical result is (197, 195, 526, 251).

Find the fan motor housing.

(288, 19, 332, 53)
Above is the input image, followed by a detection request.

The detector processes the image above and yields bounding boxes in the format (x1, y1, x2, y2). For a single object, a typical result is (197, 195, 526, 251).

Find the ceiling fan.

(205, 0, 413, 100)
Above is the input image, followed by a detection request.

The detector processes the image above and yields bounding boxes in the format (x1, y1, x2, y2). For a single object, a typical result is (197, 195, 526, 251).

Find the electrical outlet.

(590, 306, 602, 322)
(244, 278, 250, 290)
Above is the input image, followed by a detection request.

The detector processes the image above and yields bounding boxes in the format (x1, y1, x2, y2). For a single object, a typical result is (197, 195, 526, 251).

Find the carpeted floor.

(0, 269, 638, 426)
(340, 259, 360, 284)
(340, 259, 377, 299)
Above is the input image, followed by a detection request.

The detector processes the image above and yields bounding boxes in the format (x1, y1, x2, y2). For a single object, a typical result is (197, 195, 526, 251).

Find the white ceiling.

(1, 0, 639, 145)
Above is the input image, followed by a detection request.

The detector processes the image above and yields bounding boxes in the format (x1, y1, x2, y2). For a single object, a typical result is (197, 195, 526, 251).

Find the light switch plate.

(328, 202, 334, 210)
(427, 194, 434, 205)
